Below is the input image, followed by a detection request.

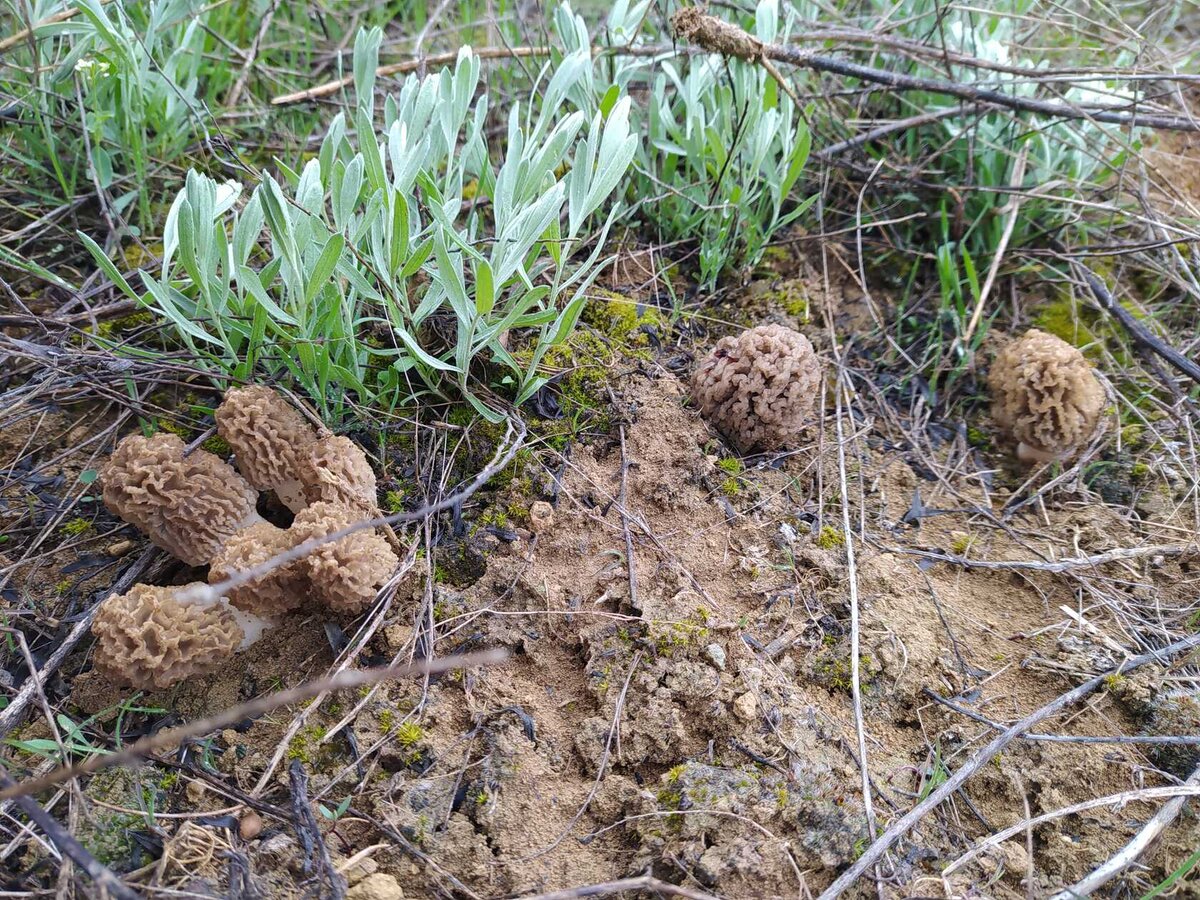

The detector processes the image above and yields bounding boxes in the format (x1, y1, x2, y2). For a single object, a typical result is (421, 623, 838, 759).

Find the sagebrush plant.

(868, 0, 1139, 384)
(84, 25, 637, 422)
(2, 0, 214, 227)
(557, 0, 813, 289)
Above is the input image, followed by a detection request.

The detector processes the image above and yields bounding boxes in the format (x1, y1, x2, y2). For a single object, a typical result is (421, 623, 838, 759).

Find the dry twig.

(670, 7, 1200, 132)
(0, 648, 507, 803)
(817, 631, 1200, 899)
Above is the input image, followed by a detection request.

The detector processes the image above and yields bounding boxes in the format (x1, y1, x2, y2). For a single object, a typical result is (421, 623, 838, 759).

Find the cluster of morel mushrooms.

(93, 386, 398, 690)
(91, 325, 1103, 691)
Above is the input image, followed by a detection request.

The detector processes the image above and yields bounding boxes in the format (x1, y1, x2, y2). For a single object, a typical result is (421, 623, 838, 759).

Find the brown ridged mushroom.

(291, 501, 397, 615)
(692, 324, 823, 453)
(989, 329, 1106, 464)
(208, 521, 308, 617)
(215, 386, 317, 512)
(101, 433, 260, 566)
(91, 583, 245, 690)
(299, 435, 378, 512)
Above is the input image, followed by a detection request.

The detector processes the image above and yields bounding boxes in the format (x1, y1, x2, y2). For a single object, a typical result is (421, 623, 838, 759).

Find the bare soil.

(3, 245, 1199, 898)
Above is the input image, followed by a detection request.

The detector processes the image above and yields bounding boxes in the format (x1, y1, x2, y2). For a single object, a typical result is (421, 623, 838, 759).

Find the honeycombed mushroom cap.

(215, 386, 316, 512)
(989, 329, 1105, 461)
(691, 324, 823, 453)
(208, 520, 307, 617)
(91, 583, 243, 690)
(101, 433, 259, 565)
(291, 501, 397, 615)
(299, 435, 378, 511)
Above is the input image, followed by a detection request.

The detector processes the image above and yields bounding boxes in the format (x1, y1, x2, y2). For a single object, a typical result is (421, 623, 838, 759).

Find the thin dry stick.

(289, 760, 345, 900)
(670, 7, 1200, 132)
(922, 689, 1200, 746)
(223, 0, 279, 107)
(960, 144, 1029, 349)
(0, 0, 111, 53)
(513, 876, 721, 900)
(888, 543, 1191, 574)
(0, 648, 507, 803)
(944, 784, 1200, 877)
(1048, 762, 1200, 900)
(615, 415, 639, 613)
(0, 546, 158, 739)
(1075, 261, 1200, 386)
(834, 375, 877, 846)
(816, 632, 1200, 900)
(271, 44, 674, 105)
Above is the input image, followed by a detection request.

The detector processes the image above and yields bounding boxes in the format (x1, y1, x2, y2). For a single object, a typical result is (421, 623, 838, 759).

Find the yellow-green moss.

(716, 457, 743, 476)
(396, 721, 424, 746)
(720, 477, 741, 497)
(286, 724, 327, 762)
(583, 291, 663, 348)
(200, 434, 231, 456)
(950, 533, 974, 555)
(815, 526, 845, 550)
(650, 609, 711, 657)
(384, 490, 405, 513)
(61, 517, 93, 537)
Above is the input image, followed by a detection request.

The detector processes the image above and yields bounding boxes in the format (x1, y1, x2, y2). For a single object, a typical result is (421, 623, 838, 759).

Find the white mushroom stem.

(274, 478, 307, 513)
(1015, 441, 1069, 465)
(171, 581, 271, 649)
(226, 605, 272, 648)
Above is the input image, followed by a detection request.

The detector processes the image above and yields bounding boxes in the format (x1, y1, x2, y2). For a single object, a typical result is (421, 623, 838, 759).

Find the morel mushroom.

(101, 433, 260, 566)
(291, 501, 397, 615)
(989, 329, 1105, 464)
(208, 521, 308, 617)
(692, 324, 823, 453)
(299, 435, 378, 512)
(91, 583, 247, 690)
(215, 386, 317, 512)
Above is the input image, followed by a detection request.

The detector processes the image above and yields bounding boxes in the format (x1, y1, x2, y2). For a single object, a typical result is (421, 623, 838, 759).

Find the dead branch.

(1075, 261, 1200, 387)
(1056, 763, 1200, 900)
(671, 7, 1200, 132)
(1049, 762, 1200, 899)
(0, 648, 507, 803)
(289, 760, 345, 899)
(923, 689, 1200, 746)
(888, 543, 1191, 574)
(945, 784, 1200, 878)
(816, 631, 1200, 899)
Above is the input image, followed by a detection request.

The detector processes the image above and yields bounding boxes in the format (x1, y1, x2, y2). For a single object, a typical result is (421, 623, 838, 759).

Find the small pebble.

(529, 501, 554, 533)
(107, 540, 134, 558)
(185, 780, 206, 803)
(733, 691, 757, 722)
(703, 643, 726, 671)
(239, 811, 263, 840)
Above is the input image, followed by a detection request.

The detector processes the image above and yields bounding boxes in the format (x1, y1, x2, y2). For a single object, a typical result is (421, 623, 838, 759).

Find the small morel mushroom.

(208, 521, 307, 617)
(91, 583, 247, 690)
(989, 329, 1105, 464)
(299, 435, 378, 512)
(691, 323, 823, 453)
(291, 501, 397, 615)
(215, 386, 317, 512)
(101, 433, 260, 566)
